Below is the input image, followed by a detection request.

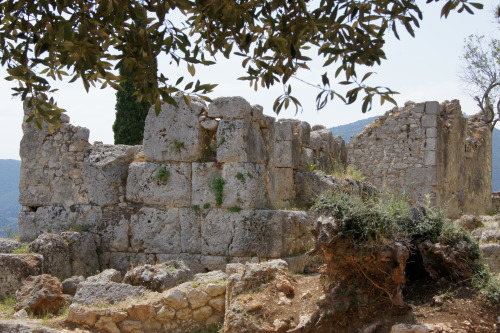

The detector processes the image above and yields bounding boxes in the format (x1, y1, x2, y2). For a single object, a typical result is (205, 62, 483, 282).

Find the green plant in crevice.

(170, 140, 185, 154)
(11, 243, 31, 254)
(155, 167, 171, 184)
(235, 172, 245, 181)
(203, 203, 211, 209)
(192, 205, 201, 212)
(210, 176, 225, 206)
(228, 206, 242, 213)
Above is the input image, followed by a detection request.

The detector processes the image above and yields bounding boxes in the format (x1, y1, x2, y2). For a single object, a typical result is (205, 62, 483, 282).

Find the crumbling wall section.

(348, 100, 492, 217)
(18, 96, 352, 273)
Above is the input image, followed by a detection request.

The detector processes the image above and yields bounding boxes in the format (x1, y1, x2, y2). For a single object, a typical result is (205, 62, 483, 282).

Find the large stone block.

(0, 254, 43, 299)
(229, 210, 283, 258)
(130, 207, 180, 253)
(275, 121, 293, 142)
(82, 144, 140, 206)
(208, 96, 252, 120)
(273, 140, 293, 168)
(143, 97, 206, 162)
(271, 168, 296, 203)
(201, 210, 237, 256)
(216, 120, 265, 163)
(192, 162, 222, 207)
(281, 211, 315, 256)
(221, 163, 267, 209)
(98, 208, 130, 252)
(126, 162, 191, 207)
(180, 208, 201, 254)
(101, 252, 156, 276)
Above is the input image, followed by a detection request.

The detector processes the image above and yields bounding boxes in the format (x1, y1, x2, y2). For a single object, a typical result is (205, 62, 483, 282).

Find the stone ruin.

(17, 95, 364, 275)
(348, 100, 492, 217)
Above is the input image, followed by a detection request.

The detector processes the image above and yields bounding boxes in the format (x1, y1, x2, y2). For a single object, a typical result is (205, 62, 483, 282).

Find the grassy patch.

(210, 176, 225, 206)
(0, 296, 15, 318)
(228, 206, 242, 213)
(11, 243, 31, 254)
(155, 167, 170, 184)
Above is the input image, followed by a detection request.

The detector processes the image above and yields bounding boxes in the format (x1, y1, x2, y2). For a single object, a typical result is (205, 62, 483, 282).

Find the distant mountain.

(331, 118, 500, 192)
(330, 116, 378, 143)
(0, 159, 21, 238)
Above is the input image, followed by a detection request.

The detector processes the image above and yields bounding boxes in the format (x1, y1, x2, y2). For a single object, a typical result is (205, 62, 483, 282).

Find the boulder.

(123, 261, 192, 292)
(86, 269, 122, 283)
(62, 276, 85, 295)
(418, 240, 474, 281)
(0, 239, 23, 253)
(73, 281, 147, 306)
(28, 232, 98, 280)
(0, 254, 43, 299)
(480, 243, 500, 274)
(455, 215, 483, 231)
(0, 322, 66, 333)
(14, 274, 66, 315)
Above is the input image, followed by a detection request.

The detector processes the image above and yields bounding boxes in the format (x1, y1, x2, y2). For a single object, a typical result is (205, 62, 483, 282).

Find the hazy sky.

(1, 2, 499, 160)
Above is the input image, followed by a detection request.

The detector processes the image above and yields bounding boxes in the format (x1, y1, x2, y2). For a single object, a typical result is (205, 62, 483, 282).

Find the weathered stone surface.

(123, 261, 192, 292)
(14, 274, 66, 315)
(126, 162, 191, 207)
(222, 163, 267, 209)
(192, 305, 212, 322)
(216, 120, 265, 163)
(390, 324, 432, 333)
(208, 296, 225, 312)
(73, 281, 147, 306)
(143, 96, 206, 162)
(281, 211, 315, 256)
(162, 288, 188, 310)
(272, 167, 296, 204)
(0, 254, 43, 299)
(29, 233, 71, 280)
(66, 304, 99, 326)
(86, 269, 122, 283)
(62, 276, 85, 295)
(100, 253, 155, 276)
(0, 322, 64, 333)
(82, 144, 139, 206)
(180, 208, 201, 254)
(480, 243, 500, 274)
(208, 96, 252, 120)
(130, 207, 180, 253)
(0, 239, 22, 253)
(191, 162, 221, 207)
(60, 231, 99, 277)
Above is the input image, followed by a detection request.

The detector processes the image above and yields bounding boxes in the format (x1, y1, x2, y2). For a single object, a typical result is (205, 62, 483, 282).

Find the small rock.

(62, 276, 85, 295)
(14, 274, 66, 315)
(13, 309, 28, 319)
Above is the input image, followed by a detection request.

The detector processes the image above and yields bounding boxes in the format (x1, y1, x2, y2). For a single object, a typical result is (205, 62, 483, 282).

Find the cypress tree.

(112, 76, 151, 145)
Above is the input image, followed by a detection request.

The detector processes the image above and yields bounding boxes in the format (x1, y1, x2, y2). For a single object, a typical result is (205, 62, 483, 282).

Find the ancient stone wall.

(348, 100, 492, 217)
(18, 96, 352, 274)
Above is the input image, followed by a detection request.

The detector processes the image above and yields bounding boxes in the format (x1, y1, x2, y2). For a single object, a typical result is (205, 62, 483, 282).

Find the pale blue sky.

(1, 2, 499, 160)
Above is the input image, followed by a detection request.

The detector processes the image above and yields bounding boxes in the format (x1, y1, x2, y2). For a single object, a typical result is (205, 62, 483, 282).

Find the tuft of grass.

(330, 165, 365, 182)
(0, 296, 16, 318)
(210, 176, 225, 206)
(155, 167, 171, 184)
(192, 205, 201, 212)
(235, 172, 245, 181)
(171, 140, 185, 154)
(203, 203, 211, 209)
(69, 223, 90, 232)
(12, 243, 31, 254)
(228, 206, 242, 213)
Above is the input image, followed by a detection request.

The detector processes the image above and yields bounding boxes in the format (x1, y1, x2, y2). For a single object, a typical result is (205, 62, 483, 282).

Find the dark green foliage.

(155, 167, 170, 184)
(310, 190, 479, 259)
(228, 206, 242, 213)
(210, 177, 225, 206)
(0, 0, 480, 126)
(113, 78, 151, 145)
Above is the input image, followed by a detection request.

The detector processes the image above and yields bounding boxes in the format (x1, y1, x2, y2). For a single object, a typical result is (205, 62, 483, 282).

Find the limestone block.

(273, 140, 293, 168)
(205, 284, 226, 297)
(29, 233, 72, 279)
(421, 114, 437, 128)
(66, 304, 99, 327)
(127, 303, 155, 321)
(221, 163, 267, 209)
(82, 144, 139, 206)
(309, 132, 322, 150)
(298, 122, 311, 146)
(95, 316, 120, 333)
(216, 120, 265, 163)
(193, 305, 212, 322)
(60, 231, 99, 278)
(208, 96, 252, 120)
(0, 254, 43, 299)
(424, 151, 436, 166)
(229, 210, 283, 258)
(126, 162, 191, 207)
(187, 288, 209, 308)
(426, 127, 437, 138)
(163, 289, 188, 309)
(201, 209, 236, 256)
(272, 168, 295, 202)
(191, 162, 222, 207)
(99, 210, 130, 252)
(18, 211, 37, 241)
(130, 207, 180, 254)
(101, 252, 156, 276)
(156, 306, 176, 322)
(281, 211, 315, 256)
(176, 307, 192, 320)
(425, 101, 440, 114)
(208, 296, 225, 312)
(423, 137, 436, 151)
(180, 208, 201, 254)
(119, 319, 143, 333)
(143, 97, 206, 162)
(73, 281, 147, 306)
(275, 121, 293, 141)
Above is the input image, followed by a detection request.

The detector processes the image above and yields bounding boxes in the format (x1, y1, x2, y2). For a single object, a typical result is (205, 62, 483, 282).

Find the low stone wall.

(18, 96, 355, 274)
(67, 271, 227, 333)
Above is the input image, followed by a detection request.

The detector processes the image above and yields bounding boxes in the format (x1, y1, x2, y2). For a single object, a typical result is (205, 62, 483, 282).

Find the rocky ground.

(0, 214, 498, 333)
